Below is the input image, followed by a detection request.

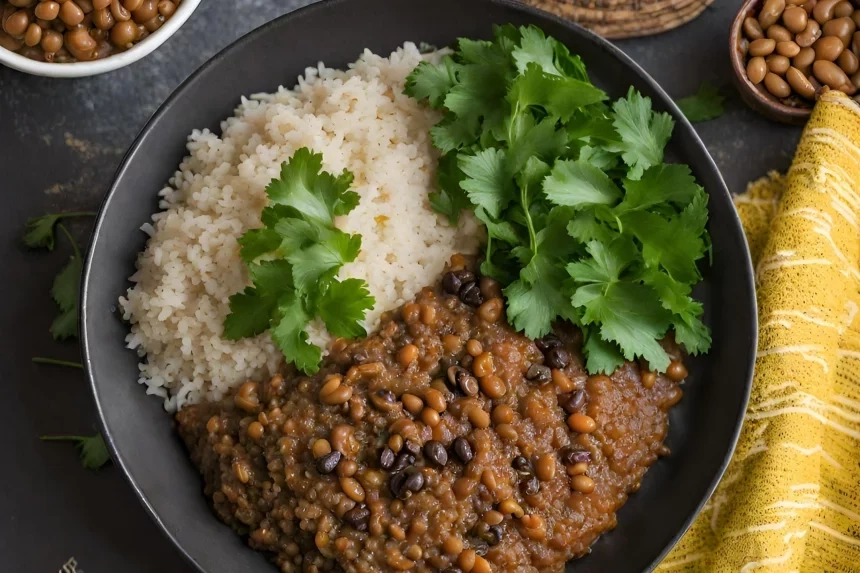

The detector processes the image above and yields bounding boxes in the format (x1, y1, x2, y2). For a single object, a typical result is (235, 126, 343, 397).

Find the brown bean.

(424, 388, 447, 413)
(59, 1, 84, 26)
(93, 0, 111, 9)
(0, 30, 23, 50)
(823, 16, 856, 47)
(420, 407, 440, 427)
(814, 58, 852, 86)
(465, 339, 483, 357)
(785, 0, 807, 4)
(472, 352, 494, 378)
(492, 404, 514, 425)
(131, 0, 156, 22)
(320, 384, 352, 406)
(496, 423, 518, 441)
(39, 27, 62, 51)
(783, 5, 809, 32)
(759, 0, 786, 28)
(743, 16, 764, 39)
(796, 19, 822, 46)
(92, 7, 112, 29)
(567, 461, 589, 475)
(764, 71, 793, 96)
(852, 69, 860, 89)
(232, 461, 250, 484)
(854, 13, 860, 30)
(472, 556, 491, 573)
(247, 421, 264, 440)
(766, 23, 793, 42)
(467, 406, 490, 429)
(479, 375, 506, 399)
(110, 0, 130, 21)
(767, 54, 791, 74)
(838, 47, 859, 74)
(834, 0, 853, 17)
(641, 370, 657, 389)
(109, 18, 136, 46)
(567, 413, 597, 434)
(23, 22, 41, 46)
(337, 459, 358, 478)
(397, 344, 418, 367)
(453, 477, 476, 499)
(813, 0, 841, 24)
(77, 0, 94, 13)
(312, 438, 332, 458)
(4, 9, 29, 36)
(330, 424, 355, 455)
(458, 549, 477, 571)
(419, 304, 436, 326)
(775, 40, 801, 57)
(123, 0, 143, 10)
(747, 55, 768, 83)
(35, 1, 60, 20)
(499, 498, 525, 518)
(157, 0, 175, 18)
(854, 31, 860, 54)
(571, 474, 595, 494)
(801, 0, 816, 16)
(477, 297, 503, 323)
(443, 536, 463, 555)
(401, 393, 423, 415)
(814, 35, 844, 59)
(442, 333, 462, 354)
(749, 38, 777, 56)
(793, 46, 817, 68)
(340, 477, 365, 502)
(535, 453, 556, 481)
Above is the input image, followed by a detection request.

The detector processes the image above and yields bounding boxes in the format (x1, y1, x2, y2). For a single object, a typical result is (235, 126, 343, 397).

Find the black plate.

(81, 0, 757, 571)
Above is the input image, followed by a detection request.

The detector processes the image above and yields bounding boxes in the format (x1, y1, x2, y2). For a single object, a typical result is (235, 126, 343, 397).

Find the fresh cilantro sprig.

(23, 211, 96, 250)
(41, 433, 111, 471)
(406, 25, 711, 374)
(676, 83, 725, 123)
(223, 148, 374, 374)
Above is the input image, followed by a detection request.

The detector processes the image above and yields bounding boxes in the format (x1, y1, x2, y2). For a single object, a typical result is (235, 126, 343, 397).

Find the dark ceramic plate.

(81, 0, 757, 571)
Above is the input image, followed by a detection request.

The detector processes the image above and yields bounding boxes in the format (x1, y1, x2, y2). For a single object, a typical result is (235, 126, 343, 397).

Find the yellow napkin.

(659, 90, 860, 571)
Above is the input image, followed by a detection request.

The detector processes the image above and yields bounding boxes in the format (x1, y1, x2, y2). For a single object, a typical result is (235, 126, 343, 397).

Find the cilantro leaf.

(404, 56, 460, 108)
(615, 164, 703, 215)
(223, 287, 277, 340)
(509, 64, 607, 122)
(430, 114, 479, 154)
(288, 230, 361, 293)
(319, 279, 375, 338)
(676, 83, 725, 123)
(512, 25, 564, 76)
(544, 158, 622, 208)
(41, 433, 111, 471)
(271, 293, 321, 374)
(23, 211, 96, 251)
(610, 87, 674, 179)
(238, 228, 281, 263)
(567, 208, 616, 244)
(459, 148, 515, 219)
(264, 148, 359, 226)
(506, 115, 567, 174)
(50, 225, 83, 341)
(505, 254, 573, 339)
(582, 329, 626, 375)
(431, 152, 472, 223)
(640, 267, 711, 355)
(620, 210, 706, 284)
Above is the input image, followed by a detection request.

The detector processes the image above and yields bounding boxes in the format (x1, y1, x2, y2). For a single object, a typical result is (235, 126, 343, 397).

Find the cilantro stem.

(58, 211, 98, 220)
(57, 223, 81, 261)
(521, 183, 538, 257)
(32, 357, 83, 369)
(40, 435, 86, 442)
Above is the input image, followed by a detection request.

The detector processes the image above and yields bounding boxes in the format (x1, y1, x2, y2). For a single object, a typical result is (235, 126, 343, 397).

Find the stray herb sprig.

(32, 357, 83, 369)
(405, 25, 711, 373)
(676, 83, 725, 123)
(23, 211, 96, 251)
(40, 434, 111, 471)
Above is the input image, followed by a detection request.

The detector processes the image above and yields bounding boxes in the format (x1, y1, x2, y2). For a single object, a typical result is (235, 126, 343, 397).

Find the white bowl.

(0, 0, 201, 78)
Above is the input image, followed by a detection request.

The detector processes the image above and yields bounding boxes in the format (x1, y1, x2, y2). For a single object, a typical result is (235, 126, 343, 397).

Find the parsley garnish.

(41, 433, 111, 471)
(676, 83, 725, 123)
(406, 25, 711, 374)
(223, 148, 374, 374)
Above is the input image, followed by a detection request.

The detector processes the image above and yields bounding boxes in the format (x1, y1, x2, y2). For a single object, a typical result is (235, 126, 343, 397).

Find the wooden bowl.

(730, 0, 813, 125)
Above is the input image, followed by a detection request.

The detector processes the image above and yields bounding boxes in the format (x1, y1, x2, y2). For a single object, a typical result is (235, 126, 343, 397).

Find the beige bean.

(786, 0, 806, 4)
(34, 1, 60, 20)
(800, 0, 816, 15)
(793, 46, 816, 68)
(23, 21, 41, 46)
(110, 0, 131, 21)
(759, 0, 786, 28)
(0, 30, 23, 51)
(813, 0, 841, 24)
(749, 38, 777, 56)
(767, 54, 791, 74)
(796, 19, 822, 47)
(786, 66, 818, 98)
(783, 5, 809, 32)
(4, 10, 29, 37)
(813, 35, 845, 60)
(852, 70, 860, 89)
(823, 16, 856, 47)
(767, 23, 793, 42)
(838, 47, 859, 74)
(92, 7, 113, 29)
(854, 12, 860, 30)
(39, 28, 62, 52)
(776, 40, 801, 56)
(833, 0, 853, 17)
(743, 15, 764, 40)
(814, 58, 851, 87)
(59, 1, 84, 26)
(93, 0, 111, 9)
(764, 72, 792, 97)
(853, 31, 860, 54)
(747, 56, 768, 83)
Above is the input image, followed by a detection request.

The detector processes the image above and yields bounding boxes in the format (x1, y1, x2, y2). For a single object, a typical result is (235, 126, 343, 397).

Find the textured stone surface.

(0, 1, 798, 571)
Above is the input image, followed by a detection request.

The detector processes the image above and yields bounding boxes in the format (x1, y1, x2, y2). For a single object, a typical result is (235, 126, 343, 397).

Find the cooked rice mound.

(119, 44, 481, 411)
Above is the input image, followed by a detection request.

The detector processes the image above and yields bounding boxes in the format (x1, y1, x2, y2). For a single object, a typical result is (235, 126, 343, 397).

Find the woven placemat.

(523, 0, 714, 39)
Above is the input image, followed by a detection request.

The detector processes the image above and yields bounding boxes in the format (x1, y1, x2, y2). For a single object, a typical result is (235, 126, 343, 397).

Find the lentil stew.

(176, 258, 687, 572)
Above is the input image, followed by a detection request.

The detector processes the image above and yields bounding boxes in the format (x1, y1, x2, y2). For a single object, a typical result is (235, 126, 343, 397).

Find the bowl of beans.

(731, 0, 860, 124)
(0, 0, 200, 77)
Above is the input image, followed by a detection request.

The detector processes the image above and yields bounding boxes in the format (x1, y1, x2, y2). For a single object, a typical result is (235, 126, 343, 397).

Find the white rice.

(119, 44, 481, 411)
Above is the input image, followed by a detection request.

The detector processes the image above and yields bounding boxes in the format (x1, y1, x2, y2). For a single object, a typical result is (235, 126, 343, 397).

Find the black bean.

(560, 390, 586, 414)
(526, 364, 552, 384)
(545, 346, 571, 370)
(442, 271, 462, 295)
(391, 451, 415, 473)
(459, 374, 479, 397)
(379, 446, 395, 470)
(404, 469, 425, 492)
(512, 456, 533, 476)
(353, 349, 369, 363)
(342, 504, 370, 531)
(424, 440, 448, 467)
(535, 334, 562, 352)
(474, 541, 489, 556)
(403, 440, 420, 456)
(453, 437, 473, 463)
(459, 281, 483, 307)
(447, 365, 465, 387)
(520, 475, 540, 496)
(316, 451, 341, 474)
(389, 471, 408, 498)
(376, 389, 395, 403)
(561, 448, 591, 465)
(487, 525, 503, 546)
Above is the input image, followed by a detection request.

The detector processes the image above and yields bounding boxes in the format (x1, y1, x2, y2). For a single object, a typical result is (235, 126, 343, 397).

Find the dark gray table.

(0, 0, 798, 571)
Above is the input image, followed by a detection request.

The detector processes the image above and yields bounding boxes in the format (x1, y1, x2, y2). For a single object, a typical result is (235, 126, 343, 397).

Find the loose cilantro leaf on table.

(223, 148, 374, 374)
(23, 211, 96, 251)
(676, 83, 725, 123)
(50, 224, 83, 340)
(41, 433, 111, 471)
(406, 24, 711, 374)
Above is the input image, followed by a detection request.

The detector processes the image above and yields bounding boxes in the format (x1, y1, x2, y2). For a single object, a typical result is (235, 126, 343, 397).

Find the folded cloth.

(659, 90, 860, 571)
